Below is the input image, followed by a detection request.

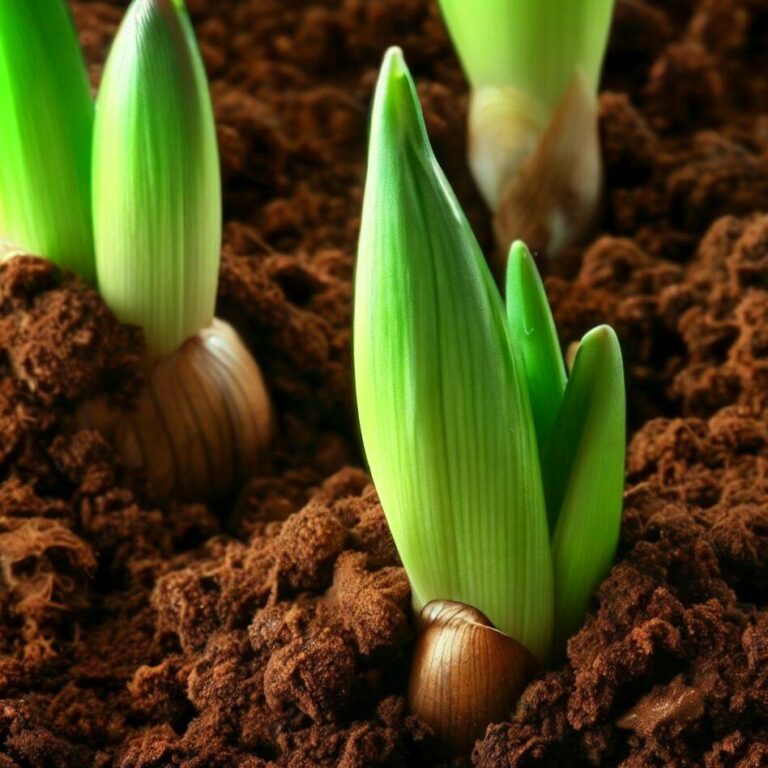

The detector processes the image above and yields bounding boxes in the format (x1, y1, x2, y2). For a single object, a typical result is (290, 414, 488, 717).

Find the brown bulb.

(492, 71, 601, 272)
(409, 600, 535, 756)
(78, 317, 272, 501)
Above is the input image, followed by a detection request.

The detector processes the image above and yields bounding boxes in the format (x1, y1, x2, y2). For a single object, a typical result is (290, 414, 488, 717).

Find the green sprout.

(436, 0, 616, 263)
(0, 0, 95, 282)
(354, 49, 625, 742)
(0, 0, 269, 503)
(93, 0, 221, 362)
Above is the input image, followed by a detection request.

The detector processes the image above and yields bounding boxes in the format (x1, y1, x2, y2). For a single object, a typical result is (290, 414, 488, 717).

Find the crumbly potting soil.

(2, 0, 768, 766)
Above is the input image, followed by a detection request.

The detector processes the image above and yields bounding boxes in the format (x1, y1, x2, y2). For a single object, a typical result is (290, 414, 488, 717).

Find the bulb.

(78, 317, 272, 501)
(408, 600, 535, 755)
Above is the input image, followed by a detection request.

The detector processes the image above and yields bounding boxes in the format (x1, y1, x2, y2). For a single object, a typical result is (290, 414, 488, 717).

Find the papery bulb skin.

(409, 600, 535, 756)
(470, 73, 602, 273)
(79, 318, 272, 502)
(468, 86, 546, 212)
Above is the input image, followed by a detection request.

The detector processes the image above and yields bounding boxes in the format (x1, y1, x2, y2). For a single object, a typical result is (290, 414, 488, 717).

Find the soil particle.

(137, 471, 422, 765)
(263, 625, 356, 720)
(0, 255, 141, 422)
(0, 699, 92, 767)
(274, 504, 348, 591)
(644, 42, 725, 129)
(615, 675, 705, 740)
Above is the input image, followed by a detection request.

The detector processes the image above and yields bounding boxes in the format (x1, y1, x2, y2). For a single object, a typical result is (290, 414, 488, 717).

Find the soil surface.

(2, 0, 768, 765)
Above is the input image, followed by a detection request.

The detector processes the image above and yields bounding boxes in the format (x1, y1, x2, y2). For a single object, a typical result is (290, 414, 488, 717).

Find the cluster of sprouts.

(354, 47, 624, 753)
(1, 0, 624, 757)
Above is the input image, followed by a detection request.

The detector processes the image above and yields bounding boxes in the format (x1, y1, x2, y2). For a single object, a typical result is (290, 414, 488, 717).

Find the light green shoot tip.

(369, 46, 432, 164)
(0, 0, 95, 282)
(93, 0, 221, 361)
(355, 47, 553, 663)
(506, 241, 567, 454)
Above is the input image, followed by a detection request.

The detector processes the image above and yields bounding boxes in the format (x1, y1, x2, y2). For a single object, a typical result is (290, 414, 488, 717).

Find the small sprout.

(0, 0, 95, 282)
(505, 241, 567, 453)
(355, 47, 554, 663)
(543, 324, 625, 650)
(79, 0, 272, 501)
(437, 0, 616, 266)
(93, 0, 219, 362)
(354, 49, 626, 755)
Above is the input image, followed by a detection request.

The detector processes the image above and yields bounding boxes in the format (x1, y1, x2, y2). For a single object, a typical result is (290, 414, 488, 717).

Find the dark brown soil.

(3, 0, 768, 765)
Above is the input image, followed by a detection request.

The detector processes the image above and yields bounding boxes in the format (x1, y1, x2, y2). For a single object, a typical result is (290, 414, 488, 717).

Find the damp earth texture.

(3, 0, 768, 766)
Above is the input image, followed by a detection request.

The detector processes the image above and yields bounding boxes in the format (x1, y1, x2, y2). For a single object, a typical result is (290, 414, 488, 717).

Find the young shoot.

(437, 0, 616, 268)
(79, 0, 272, 501)
(0, 0, 95, 282)
(354, 48, 626, 755)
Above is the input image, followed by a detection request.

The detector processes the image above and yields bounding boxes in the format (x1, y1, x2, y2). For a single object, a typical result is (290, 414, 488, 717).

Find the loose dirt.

(3, 0, 768, 765)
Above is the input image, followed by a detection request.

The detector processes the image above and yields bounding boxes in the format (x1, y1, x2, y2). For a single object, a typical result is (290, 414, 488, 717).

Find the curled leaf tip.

(137, 0, 179, 13)
(582, 323, 619, 349)
(509, 239, 532, 262)
(507, 241, 543, 296)
(378, 46, 410, 103)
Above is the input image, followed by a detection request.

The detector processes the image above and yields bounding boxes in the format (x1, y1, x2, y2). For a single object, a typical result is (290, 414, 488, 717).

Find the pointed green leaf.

(543, 325, 625, 652)
(354, 48, 552, 662)
(506, 241, 567, 454)
(437, 0, 616, 112)
(0, 0, 95, 281)
(93, 0, 221, 361)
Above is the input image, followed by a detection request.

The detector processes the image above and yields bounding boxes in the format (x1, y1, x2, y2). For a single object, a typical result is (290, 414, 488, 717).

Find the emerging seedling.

(77, 0, 272, 500)
(0, 0, 95, 281)
(437, 0, 616, 268)
(354, 48, 625, 755)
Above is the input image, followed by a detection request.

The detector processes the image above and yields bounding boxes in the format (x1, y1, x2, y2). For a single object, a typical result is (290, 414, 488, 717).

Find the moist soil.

(2, 0, 768, 765)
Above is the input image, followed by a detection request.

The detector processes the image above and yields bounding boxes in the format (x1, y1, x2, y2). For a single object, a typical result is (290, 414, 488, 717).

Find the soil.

(2, 0, 768, 765)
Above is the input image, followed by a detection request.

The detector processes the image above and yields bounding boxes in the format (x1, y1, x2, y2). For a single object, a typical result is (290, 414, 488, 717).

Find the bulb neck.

(468, 85, 547, 212)
(468, 74, 602, 268)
